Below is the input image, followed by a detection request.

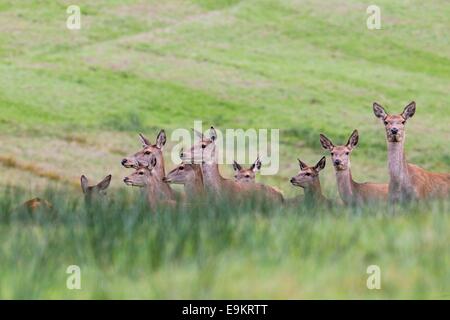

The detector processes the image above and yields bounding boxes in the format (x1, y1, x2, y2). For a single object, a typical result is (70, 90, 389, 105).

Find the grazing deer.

(23, 197, 53, 212)
(164, 163, 205, 199)
(81, 174, 112, 201)
(123, 154, 176, 209)
(320, 130, 388, 205)
(233, 157, 261, 183)
(290, 157, 329, 205)
(121, 130, 167, 179)
(180, 127, 283, 202)
(373, 101, 450, 202)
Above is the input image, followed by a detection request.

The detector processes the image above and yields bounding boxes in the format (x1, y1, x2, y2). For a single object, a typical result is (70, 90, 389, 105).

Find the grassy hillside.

(1, 0, 449, 195)
(0, 0, 449, 299)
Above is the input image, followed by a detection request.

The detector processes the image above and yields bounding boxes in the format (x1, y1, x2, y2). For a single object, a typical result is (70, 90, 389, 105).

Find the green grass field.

(0, 0, 449, 299)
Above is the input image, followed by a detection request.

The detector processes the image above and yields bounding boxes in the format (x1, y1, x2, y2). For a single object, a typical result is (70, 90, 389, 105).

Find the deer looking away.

(320, 130, 388, 205)
(233, 157, 261, 183)
(80, 174, 112, 201)
(290, 156, 329, 205)
(180, 127, 283, 202)
(123, 154, 176, 210)
(164, 163, 204, 200)
(373, 102, 450, 202)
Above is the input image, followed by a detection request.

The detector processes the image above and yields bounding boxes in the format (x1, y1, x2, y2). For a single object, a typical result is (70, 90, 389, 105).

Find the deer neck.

(154, 154, 166, 179)
(304, 179, 324, 203)
(387, 139, 410, 194)
(146, 176, 173, 204)
(201, 162, 224, 194)
(200, 147, 224, 194)
(184, 168, 205, 198)
(335, 168, 356, 204)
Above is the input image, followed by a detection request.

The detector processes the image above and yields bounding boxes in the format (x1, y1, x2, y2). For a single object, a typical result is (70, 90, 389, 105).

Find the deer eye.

(179, 166, 184, 170)
(245, 175, 250, 178)
(384, 121, 388, 125)
(331, 152, 334, 156)
(346, 152, 349, 155)
(201, 144, 206, 149)
(145, 151, 151, 155)
(305, 173, 311, 176)
(402, 121, 406, 125)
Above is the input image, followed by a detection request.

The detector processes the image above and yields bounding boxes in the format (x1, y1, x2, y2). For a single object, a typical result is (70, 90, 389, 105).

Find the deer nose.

(334, 159, 341, 166)
(391, 128, 399, 134)
(290, 178, 295, 183)
(123, 177, 129, 183)
(121, 159, 127, 166)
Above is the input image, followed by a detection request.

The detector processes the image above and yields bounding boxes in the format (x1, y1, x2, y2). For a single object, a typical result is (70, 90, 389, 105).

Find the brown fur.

(23, 197, 53, 212)
(290, 157, 330, 206)
(124, 155, 175, 210)
(165, 163, 205, 200)
(373, 102, 450, 201)
(181, 127, 284, 202)
(320, 130, 388, 205)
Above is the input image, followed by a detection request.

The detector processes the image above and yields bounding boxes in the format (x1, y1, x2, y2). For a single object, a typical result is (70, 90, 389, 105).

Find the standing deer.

(320, 130, 388, 205)
(164, 163, 205, 199)
(233, 157, 261, 183)
(373, 101, 450, 202)
(80, 174, 112, 201)
(123, 154, 176, 209)
(180, 127, 283, 202)
(290, 156, 329, 205)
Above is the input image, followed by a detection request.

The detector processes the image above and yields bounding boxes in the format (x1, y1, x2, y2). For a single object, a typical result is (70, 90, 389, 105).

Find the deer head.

(373, 101, 416, 143)
(180, 127, 217, 164)
(320, 130, 359, 171)
(80, 174, 112, 198)
(121, 130, 167, 168)
(164, 163, 201, 185)
(233, 157, 261, 183)
(123, 154, 157, 187)
(290, 157, 326, 188)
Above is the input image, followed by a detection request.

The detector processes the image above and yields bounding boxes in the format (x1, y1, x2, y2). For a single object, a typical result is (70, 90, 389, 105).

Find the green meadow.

(0, 0, 449, 299)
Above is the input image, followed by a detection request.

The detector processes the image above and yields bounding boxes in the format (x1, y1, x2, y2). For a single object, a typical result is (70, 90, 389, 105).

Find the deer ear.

(298, 158, 308, 170)
(192, 128, 204, 140)
(232, 160, 242, 172)
(250, 157, 262, 172)
(80, 175, 89, 194)
(402, 101, 416, 120)
(373, 102, 387, 119)
(209, 126, 217, 141)
(319, 134, 334, 151)
(314, 156, 326, 172)
(97, 175, 112, 191)
(156, 130, 167, 149)
(139, 133, 151, 147)
(347, 130, 359, 149)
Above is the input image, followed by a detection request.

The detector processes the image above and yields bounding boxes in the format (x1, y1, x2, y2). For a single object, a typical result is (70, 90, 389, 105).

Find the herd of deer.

(23, 102, 450, 212)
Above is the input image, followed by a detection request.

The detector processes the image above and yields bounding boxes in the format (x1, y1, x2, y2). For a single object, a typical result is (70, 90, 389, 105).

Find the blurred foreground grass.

(0, 187, 449, 299)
